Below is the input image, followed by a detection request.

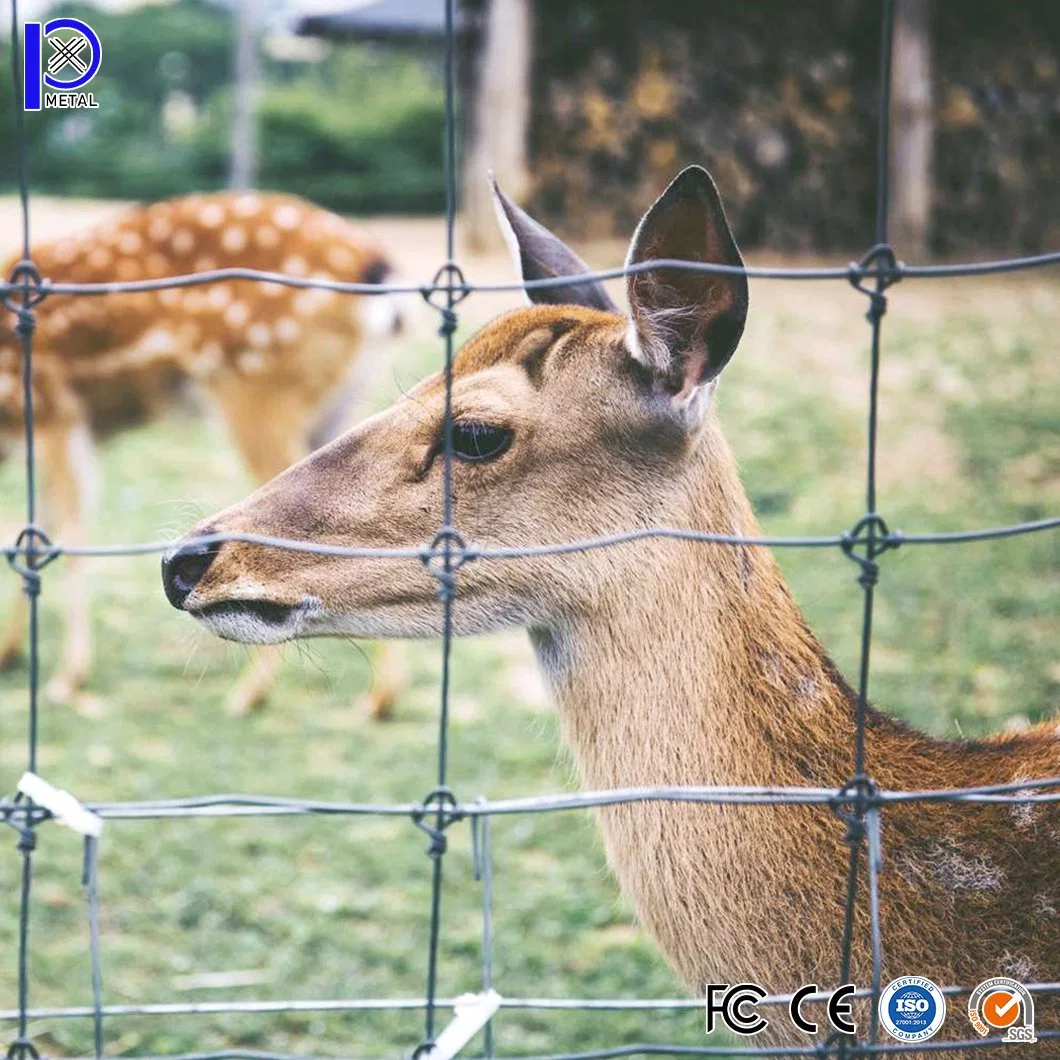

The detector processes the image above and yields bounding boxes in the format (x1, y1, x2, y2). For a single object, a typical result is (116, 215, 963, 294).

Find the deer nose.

(162, 536, 221, 609)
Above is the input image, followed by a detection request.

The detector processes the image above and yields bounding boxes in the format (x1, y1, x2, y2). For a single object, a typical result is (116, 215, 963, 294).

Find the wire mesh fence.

(2, 0, 1059, 1056)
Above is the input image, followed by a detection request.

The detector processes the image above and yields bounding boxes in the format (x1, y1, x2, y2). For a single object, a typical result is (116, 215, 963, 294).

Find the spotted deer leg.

(38, 418, 99, 712)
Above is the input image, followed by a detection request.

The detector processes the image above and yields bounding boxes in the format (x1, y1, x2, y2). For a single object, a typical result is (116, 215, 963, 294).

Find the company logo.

(23, 17, 103, 111)
(878, 977, 947, 1043)
(968, 978, 1036, 1043)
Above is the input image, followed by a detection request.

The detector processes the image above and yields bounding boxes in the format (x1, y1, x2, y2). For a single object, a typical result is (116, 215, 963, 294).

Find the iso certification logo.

(878, 976, 947, 1043)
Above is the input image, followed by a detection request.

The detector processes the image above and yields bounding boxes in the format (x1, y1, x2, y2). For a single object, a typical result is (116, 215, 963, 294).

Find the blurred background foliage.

(0, 0, 446, 213)
(4, 0, 1060, 249)
(521, 0, 1060, 252)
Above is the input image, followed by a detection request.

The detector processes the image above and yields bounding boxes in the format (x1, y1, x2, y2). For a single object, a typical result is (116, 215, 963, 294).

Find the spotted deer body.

(2, 191, 403, 714)
(163, 169, 1058, 1050)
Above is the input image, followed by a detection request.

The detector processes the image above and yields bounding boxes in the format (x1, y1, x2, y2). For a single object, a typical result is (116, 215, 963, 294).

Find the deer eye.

(448, 421, 513, 462)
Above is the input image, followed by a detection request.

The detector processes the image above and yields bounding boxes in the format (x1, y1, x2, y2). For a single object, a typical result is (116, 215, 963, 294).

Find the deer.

(161, 167, 1059, 1051)
(1, 190, 404, 718)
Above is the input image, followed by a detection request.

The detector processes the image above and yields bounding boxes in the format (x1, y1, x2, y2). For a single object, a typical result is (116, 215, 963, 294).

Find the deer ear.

(625, 166, 748, 398)
(489, 174, 618, 313)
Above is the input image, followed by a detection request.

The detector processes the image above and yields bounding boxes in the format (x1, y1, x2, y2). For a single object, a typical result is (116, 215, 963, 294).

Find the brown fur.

(2, 190, 400, 716)
(169, 172, 1059, 1052)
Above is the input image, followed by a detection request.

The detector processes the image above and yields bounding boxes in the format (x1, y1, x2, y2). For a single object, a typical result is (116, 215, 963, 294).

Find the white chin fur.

(193, 598, 320, 645)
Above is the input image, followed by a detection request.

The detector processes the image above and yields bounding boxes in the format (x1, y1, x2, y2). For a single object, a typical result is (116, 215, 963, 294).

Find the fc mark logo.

(24, 18, 103, 111)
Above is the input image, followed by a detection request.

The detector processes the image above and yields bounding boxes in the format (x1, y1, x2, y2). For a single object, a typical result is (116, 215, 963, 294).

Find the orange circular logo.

(968, 977, 1036, 1042)
(981, 989, 1021, 1029)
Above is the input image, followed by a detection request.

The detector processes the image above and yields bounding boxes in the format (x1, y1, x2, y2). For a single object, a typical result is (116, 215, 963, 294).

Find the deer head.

(162, 167, 748, 647)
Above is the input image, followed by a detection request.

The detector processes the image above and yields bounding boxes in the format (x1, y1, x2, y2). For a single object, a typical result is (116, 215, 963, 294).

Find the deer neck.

(532, 414, 858, 794)
(528, 415, 868, 985)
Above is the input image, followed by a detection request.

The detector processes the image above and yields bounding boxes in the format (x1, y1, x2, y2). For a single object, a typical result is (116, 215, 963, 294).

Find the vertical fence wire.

(7, 0, 40, 764)
(81, 838, 104, 1060)
(472, 805, 495, 1060)
(418, 0, 462, 1051)
(7, 0, 30, 265)
(835, 0, 894, 1047)
(7, 3, 43, 1059)
(835, 10, 895, 1054)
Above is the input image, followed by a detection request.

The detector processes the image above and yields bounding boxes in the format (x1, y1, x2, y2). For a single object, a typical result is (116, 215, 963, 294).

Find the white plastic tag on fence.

(17, 772, 103, 838)
(422, 989, 502, 1060)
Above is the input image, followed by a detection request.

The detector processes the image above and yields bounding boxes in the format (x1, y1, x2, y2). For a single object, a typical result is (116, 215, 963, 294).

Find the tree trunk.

(463, 0, 533, 252)
(889, 0, 934, 258)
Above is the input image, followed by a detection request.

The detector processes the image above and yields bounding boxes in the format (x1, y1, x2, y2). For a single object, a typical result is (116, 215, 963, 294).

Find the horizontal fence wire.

(4, 0, 1060, 1056)
(4, 1036, 1060, 1060)
(3, 1038, 1060, 1060)
(5, 246, 1060, 304)
(3, 776, 1060, 829)
(6, 981, 1060, 1022)
(4, 515, 1060, 562)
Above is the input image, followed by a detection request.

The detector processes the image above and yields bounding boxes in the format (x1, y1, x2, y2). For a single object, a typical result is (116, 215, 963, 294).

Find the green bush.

(192, 48, 446, 214)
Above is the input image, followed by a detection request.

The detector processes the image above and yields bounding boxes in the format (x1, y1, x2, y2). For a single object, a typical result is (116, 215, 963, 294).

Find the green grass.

(0, 279, 1057, 1057)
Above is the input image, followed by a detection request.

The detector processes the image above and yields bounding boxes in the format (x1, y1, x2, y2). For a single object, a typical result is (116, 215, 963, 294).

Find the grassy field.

(0, 221, 1058, 1058)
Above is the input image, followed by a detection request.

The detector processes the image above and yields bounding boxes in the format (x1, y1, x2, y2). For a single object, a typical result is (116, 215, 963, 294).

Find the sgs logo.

(968, 978, 1036, 1044)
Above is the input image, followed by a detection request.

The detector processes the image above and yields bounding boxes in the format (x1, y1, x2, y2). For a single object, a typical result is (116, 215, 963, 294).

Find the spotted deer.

(1, 191, 404, 717)
(162, 168, 1058, 1049)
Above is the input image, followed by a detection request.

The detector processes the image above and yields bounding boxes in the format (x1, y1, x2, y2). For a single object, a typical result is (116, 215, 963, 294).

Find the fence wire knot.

(436, 308, 458, 338)
(6, 1039, 39, 1060)
(422, 528, 472, 601)
(412, 787, 463, 858)
(841, 514, 897, 589)
(831, 774, 880, 846)
(848, 244, 902, 322)
(2, 260, 46, 324)
(6, 525, 59, 593)
(423, 261, 469, 323)
(7, 526, 59, 594)
(2, 793, 46, 837)
(15, 825, 36, 855)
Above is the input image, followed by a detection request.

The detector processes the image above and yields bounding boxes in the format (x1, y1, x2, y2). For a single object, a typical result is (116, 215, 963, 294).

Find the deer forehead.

(455, 305, 624, 376)
(398, 362, 533, 431)
(396, 307, 628, 424)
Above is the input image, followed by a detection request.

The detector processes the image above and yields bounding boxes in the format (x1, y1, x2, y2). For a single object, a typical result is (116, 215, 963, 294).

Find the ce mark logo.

(705, 983, 858, 1037)
(790, 983, 858, 1036)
